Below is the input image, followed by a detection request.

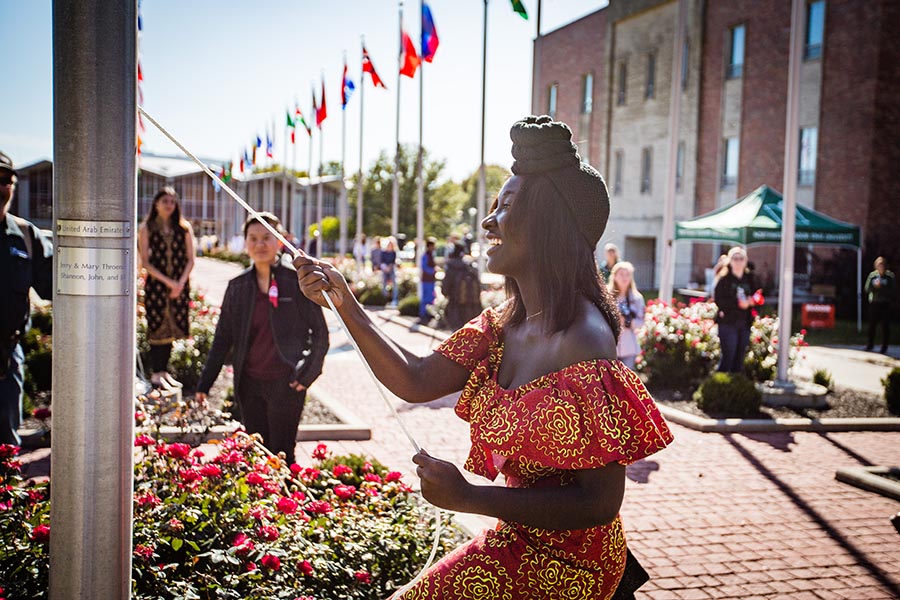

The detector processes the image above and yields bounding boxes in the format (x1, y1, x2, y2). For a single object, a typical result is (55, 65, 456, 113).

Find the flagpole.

(776, 0, 805, 385)
(340, 51, 349, 258)
(291, 111, 298, 238)
(416, 0, 425, 281)
(392, 1, 403, 238)
(531, 0, 542, 112)
(658, 0, 686, 303)
(282, 116, 289, 226)
(305, 126, 314, 253)
(357, 36, 366, 244)
(477, 0, 489, 277)
(317, 88, 325, 260)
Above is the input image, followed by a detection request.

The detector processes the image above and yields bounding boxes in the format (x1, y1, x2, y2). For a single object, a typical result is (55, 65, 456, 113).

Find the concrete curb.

(835, 466, 900, 501)
(657, 403, 900, 433)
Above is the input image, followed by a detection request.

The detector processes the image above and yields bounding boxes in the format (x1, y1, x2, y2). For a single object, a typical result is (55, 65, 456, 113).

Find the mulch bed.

(651, 385, 894, 420)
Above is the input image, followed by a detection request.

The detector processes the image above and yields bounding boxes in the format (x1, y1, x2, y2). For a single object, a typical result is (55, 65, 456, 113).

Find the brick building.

(533, 0, 900, 304)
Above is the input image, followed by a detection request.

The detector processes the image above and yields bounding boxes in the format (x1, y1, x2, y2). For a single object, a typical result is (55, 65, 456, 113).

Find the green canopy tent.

(675, 185, 863, 329)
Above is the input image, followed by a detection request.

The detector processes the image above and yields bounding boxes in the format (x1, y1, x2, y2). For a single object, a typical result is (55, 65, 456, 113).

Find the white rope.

(139, 106, 442, 598)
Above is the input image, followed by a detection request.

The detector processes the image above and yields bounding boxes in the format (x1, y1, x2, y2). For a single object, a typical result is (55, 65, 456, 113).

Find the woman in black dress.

(138, 186, 195, 389)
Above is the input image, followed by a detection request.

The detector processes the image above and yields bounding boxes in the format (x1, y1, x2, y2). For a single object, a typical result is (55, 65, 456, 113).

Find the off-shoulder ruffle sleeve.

(469, 360, 673, 479)
(434, 308, 497, 371)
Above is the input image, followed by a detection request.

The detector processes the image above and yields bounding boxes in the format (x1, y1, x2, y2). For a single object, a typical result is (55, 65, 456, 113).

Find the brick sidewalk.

(302, 310, 900, 599)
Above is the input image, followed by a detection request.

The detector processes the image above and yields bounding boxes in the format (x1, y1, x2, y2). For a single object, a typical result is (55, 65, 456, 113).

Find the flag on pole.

(362, 46, 387, 88)
(256, 134, 263, 148)
(252, 144, 257, 165)
(243, 148, 251, 167)
(400, 29, 420, 78)
(510, 0, 528, 19)
(341, 63, 355, 109)
(296, 104, 312, 135)
(266, 129, 274, 158)
(316, 79, 327, 127)
(421, 3, 439, 62)
(286, 110, 296, 144)
(239, 156, 245, 174)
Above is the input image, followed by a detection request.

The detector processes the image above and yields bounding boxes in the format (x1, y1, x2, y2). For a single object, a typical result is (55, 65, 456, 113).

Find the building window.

(581, 73, 594, 114)
(640, 147, 652, 194)
(645, 53, 656, 99)
(547, 84, 558, 119)
(722, 137, 739, 188)
(726, 24, 745, 79)
(681, 38, 690, 90)
(676, 141, 685, 192)
(617, 61, 627, 106)
(805, 1, 824, 60)
(614, 150, 623, 195)
(799, 127, 818, 186)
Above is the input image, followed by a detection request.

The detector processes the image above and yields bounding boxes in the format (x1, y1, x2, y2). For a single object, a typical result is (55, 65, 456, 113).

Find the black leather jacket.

(197, 257, 328, 394)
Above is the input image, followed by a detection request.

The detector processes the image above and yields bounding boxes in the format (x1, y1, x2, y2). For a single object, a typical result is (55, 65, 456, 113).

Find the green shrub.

(22, 328, 52, 395)
(883, 367, 900, 415)
(813, 368, 834, 391)
(358, 287, 388, 306)
(694, 372, 762, 416)
(398, 295, 420, 317)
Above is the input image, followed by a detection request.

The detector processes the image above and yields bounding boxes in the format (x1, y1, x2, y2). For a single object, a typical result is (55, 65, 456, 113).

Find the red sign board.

(801, 303, 835, 329)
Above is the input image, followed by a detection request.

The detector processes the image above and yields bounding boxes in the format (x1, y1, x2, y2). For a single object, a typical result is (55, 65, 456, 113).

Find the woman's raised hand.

(293, 252, 350, 310)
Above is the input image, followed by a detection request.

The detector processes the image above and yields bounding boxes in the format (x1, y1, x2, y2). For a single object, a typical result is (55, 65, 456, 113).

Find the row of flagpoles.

(148, 1, 534, 261)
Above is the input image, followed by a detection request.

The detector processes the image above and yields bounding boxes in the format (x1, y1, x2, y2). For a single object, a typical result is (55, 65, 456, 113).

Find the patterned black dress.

(145, 226, 190, 345)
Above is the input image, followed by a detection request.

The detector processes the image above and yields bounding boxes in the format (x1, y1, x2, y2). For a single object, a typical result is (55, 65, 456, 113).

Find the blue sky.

(1, 0, 605, 182)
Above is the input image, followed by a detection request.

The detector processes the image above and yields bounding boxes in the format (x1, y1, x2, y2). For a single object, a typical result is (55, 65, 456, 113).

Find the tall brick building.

(534, 0, 900, 305)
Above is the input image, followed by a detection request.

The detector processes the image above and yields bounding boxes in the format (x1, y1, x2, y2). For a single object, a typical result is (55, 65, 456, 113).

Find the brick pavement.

(303, 309, 900, 599)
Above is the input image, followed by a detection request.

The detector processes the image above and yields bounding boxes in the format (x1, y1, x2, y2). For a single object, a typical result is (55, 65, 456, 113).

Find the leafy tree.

(348, 144, 457, 240)
(320, 216, 340, 242)
(460, 164, 510, 213)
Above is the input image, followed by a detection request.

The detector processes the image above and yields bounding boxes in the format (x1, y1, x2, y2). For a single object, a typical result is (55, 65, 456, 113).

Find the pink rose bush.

(1, 436, 459, 600)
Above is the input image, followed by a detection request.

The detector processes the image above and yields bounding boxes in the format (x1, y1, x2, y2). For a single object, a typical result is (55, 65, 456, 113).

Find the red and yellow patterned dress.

(398, 308, 673, 600)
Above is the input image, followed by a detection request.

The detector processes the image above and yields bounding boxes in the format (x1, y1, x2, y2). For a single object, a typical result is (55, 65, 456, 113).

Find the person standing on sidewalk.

(138, 186, 195, 390)
(419, 238, 437, 324)
(865, 256, 894, 354)
(714, 246, 761, 373)
(195, 213, 328, 465)
(608, 261, 645, 370)
(381, 236, 399, 306)
(294, 116, 672, 600)
(0, 151, 53, 445)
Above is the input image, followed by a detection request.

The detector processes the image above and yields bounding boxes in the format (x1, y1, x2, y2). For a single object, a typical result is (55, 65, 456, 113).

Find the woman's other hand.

(413, 449, 472, 512)
(293, 253, 350, 310)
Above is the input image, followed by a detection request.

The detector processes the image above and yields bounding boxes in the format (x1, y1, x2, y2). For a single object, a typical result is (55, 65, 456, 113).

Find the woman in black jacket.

(714, 247, 760, 373)
(196, 213, 328, 463)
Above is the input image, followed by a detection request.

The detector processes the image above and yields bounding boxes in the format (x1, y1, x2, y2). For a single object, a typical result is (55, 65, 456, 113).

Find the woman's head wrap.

(509, 115, 610, 247)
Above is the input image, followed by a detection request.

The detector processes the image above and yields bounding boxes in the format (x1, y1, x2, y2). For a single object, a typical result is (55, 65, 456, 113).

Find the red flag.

(316, 80, 327, 127)
(400, 30, 420, 78)
(362, 46, 386, 89)
(239, 158, 244, 173)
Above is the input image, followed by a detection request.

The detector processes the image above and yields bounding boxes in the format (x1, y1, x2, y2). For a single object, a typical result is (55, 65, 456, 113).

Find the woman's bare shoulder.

(559, 302, 618, 364)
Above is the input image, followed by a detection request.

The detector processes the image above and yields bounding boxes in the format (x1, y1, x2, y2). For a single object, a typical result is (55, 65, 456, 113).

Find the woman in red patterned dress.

(294, 116, 673, 600)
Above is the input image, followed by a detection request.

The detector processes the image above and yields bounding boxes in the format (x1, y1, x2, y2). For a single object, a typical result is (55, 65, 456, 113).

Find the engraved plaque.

(57, 247, 131, 296)
(57, 219, 131, 238)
